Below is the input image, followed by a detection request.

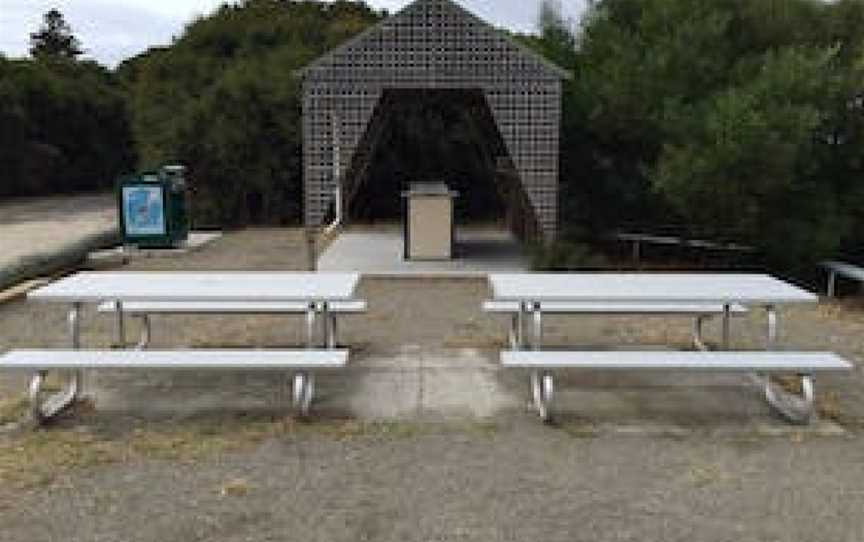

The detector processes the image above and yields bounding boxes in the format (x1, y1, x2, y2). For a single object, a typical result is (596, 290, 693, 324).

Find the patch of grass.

(530, 240, 609, 271)
(816, 391, 846, 424)
(559, 420, 600, 439)
(0, 429, 121, 489)
(442, 335, 505, 349)
(0, 396, 30, 425)
(219, 477, 252, 497)
(629, 326, 691, 349)
(299, 419, 499, 440)
(775, 375, 804, 395)
(306, 419, 424, 440)
(0, 414, 281, 489)
(124, 417, 279, 461)
(686, 463, 729, 488)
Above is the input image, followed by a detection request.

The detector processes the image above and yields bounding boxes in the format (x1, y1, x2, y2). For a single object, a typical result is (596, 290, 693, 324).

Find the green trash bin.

(118, 165, 190, 248)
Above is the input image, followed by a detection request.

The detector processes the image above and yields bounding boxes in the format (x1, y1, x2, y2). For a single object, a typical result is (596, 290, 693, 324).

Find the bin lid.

(401, 182, 459, 198)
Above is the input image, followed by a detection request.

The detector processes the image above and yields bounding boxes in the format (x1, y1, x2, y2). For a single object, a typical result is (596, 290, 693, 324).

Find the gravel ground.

(0, 228, 863, 541)
(0, 422, 862, 542)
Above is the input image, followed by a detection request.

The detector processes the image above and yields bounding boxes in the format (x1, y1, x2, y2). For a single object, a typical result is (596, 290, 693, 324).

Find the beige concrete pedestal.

(402, 183, 459, 260)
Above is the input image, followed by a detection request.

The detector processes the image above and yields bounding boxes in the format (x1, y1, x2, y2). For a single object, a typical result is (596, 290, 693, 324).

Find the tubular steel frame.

(518, 304, 817, 424)
(29, 303, 83, 422)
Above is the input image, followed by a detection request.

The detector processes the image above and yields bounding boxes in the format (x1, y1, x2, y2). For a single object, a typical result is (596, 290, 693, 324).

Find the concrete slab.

(0, 194, 115, 270)
(87, 231, 224, 268)
(317, 226, 529, 275)
(0, 194, 117, 289)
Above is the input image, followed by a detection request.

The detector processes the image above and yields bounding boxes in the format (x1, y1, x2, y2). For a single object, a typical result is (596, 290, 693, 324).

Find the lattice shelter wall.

(299, 0, 568, 239)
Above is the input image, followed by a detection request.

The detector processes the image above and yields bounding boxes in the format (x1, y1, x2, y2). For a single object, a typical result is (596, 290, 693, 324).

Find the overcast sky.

(0, 0, 585, 67)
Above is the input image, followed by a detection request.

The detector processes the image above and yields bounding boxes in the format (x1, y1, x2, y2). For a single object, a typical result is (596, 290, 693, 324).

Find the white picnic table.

(29, 272, 360, 303)
(488, 273, 840, 423)
(19, 271, 362, 420)
(29, 271, 361, 348)
(489, 273, 818, 349)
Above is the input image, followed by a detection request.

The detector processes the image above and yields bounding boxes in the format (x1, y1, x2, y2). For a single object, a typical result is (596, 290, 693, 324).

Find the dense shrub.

(0, 56, 134, 198)
(121, 0, 383, 226)
(549, 0, 864, 268)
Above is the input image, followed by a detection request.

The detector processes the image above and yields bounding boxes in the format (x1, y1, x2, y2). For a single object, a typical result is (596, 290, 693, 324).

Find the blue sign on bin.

(122, 185, 166, 236)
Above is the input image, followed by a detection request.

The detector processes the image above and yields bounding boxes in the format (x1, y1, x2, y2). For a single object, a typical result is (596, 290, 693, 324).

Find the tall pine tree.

(29, 9, 83, 60)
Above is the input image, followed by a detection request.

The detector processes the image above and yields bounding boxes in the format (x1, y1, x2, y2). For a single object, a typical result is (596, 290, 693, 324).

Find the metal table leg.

(516, 301, 526, 350)
(29, 302, 83, 423)
(305, 302, 317, 349)
(692, 315, 709, 351)
(757, 305, 814, 423)
(292, 372, 315, 416)
(528, 301, 552, 419)
(508, 314, 518, 349)
(721, 303, 731, 349)
(321, 301, 333, 348)
(114, 300, 125, 348)
(531, 301, 542, 351)
(765, 305, 778, 351)
(329, 314, 338, 349)
(135, 315, 152, 350)
(531, 371, 554, 422)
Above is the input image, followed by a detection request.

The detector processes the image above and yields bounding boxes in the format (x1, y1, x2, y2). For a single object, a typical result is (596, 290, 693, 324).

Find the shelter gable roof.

(297, 0, 571, 80)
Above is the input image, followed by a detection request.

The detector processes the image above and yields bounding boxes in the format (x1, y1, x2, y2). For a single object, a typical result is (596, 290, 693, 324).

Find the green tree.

(124, 0, 383, 226)
(0, 55, 134, 198)
(29, 9, 83, 60)
(560, 0, 864, 268)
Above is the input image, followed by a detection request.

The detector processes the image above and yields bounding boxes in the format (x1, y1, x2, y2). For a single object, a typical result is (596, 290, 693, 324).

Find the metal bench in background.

(483, 301, 748, 351)
(0, 349, 349, 422)
(502, 350, 852, 423)
(821, 260, 864, 297)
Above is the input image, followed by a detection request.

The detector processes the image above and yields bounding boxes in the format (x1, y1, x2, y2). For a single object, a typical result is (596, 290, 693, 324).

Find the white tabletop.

(489, 273, 817, 305)
(28, 272, 361, 303)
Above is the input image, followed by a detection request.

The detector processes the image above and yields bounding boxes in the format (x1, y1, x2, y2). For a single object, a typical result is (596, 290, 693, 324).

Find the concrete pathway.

(341, 347, 519, 419)
(318, 226, 529, 274)
(0, 194, 116, 288)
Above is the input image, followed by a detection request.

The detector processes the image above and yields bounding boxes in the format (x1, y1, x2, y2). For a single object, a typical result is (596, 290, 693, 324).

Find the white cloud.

(0, 0, 585, 67)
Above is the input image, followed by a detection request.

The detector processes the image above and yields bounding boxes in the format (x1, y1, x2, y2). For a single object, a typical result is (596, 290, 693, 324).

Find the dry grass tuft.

(305, 419, 497, 440)
(219, 478, 252, 497)
(0, 397, 30, 426)
(0, 415, 281, 489)
(686, 463, 729, 488)
(816, 391, 844, 423)
(442, 335, 505, 349)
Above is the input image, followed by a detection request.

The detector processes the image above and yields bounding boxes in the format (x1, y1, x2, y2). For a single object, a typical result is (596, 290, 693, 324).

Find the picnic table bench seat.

(483, 300, 748, 351)
(98, 300, 367, 349)
(0, 349, 348, 422)
(502, 350, 852, 423)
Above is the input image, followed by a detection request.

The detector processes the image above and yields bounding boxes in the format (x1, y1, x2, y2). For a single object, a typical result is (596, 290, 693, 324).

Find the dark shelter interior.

(346, 89, 513, 226)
